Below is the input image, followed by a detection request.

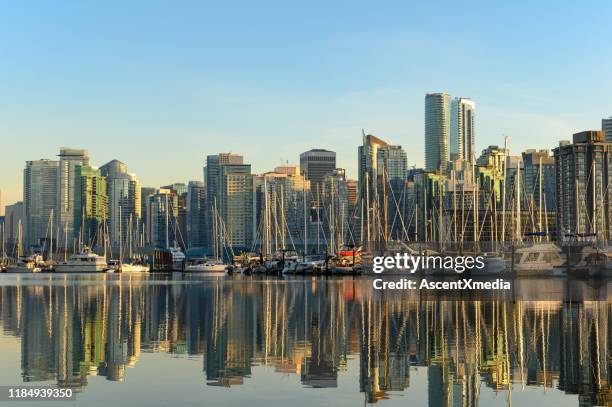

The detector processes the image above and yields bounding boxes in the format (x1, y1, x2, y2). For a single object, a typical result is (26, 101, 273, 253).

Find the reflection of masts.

(517, 301, 525, 389)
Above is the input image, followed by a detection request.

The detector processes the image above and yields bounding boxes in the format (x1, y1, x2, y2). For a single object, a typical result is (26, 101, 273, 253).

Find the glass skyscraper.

(554, 131, 612, 240)
(602, 116, 612, 143)
(23, 159, 58, 249)
(57, 147, 89, 246)
(425, 93, 451, 172)
(100, 160, 141, 248)
(450, 97, 475, 163)
(73, 165, 107, 246)
(299, 149, 336, 197)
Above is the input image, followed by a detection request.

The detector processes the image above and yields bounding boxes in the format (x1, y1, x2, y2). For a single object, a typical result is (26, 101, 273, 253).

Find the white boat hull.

(53, 264, 108, 273)
(6, 265, 41, 273)
(120, 264, 150, 273)
(184, 264, 227, 273)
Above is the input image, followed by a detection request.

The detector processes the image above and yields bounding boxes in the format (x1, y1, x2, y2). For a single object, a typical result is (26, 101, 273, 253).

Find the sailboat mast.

(516, 159, 521, 241)
(365, 172, 371, 247)
(165, 195, 169, 249)
(119, 205, 123, 262)
(539, 156, 543, 242)
(49, 209, 54, 262)
(303, 179, 307, 255)
(502, 135, 508, 245)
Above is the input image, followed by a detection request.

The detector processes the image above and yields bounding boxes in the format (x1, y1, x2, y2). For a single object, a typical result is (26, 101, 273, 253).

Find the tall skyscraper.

(147, 188, 179, 248)
(255, 166, 312, 253)
(161, 183, 188, 247)
(4, 201, 23, 249)
(602, 116, 612, 143)
(450, 97, 475, 163)
(218, 163, 254, 250)
(57, 147, 89, 244)
(204, 153, 244, 249)
(358, 134, 408, 242)
(321, 168, 349, 249)
(140, 187, 155, 244)
(100, 160, 141, 247)
(23, 159, 59, 249)
(425, 93, 451, 172)
(299, 149, 336, 196)
(554, 131, 612, 240)
(522, 149, 556, 211)
(73, 165, 106, 245)
(187, 181, 206, 248)
(0, 189, 3, 216)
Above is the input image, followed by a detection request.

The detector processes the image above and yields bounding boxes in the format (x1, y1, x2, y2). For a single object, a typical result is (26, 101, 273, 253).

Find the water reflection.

(0, 275, 610, 406)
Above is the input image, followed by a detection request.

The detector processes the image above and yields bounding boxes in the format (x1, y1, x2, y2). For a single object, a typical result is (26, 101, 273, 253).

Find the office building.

(299, 149, 336, 196)
(554, 131, 612, 240)
(450, 97, 475, 163)
(476, 145, 507, 172)
(57, 147, 90, 244)
(23, 159, 59, 249)
(218, 163, 254, 251)
(100, 160, 141, 247)
(425, 93, 451, 172)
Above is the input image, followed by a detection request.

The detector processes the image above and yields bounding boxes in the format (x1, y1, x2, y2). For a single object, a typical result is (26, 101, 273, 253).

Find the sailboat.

(185, 257, 227, 273)
(117, 211, 150, 273)
(6, 221, 45, 273)
(185, 199, 227, 273)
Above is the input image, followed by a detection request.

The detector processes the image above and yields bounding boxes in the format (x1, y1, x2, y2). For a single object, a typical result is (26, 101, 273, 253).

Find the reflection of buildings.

(0, 280, 609, 405)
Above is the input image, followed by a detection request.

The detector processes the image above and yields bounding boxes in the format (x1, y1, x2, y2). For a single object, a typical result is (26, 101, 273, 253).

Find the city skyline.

(1, 1, 612, 206)
(0, 114, 609, 211)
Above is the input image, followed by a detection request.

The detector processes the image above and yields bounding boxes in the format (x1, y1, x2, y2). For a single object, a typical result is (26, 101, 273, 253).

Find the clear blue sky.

(1, 0, 611, 208)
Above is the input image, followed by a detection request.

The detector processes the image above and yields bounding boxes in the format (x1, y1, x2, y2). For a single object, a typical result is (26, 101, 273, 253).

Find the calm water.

(0, 274, 610, 407)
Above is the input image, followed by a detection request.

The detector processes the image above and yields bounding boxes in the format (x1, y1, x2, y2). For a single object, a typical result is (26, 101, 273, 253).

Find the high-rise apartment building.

(204, 153, 244, 249)
(425, 93, 451, 172)
(57, 147, 89, 245)
(218, 163, 254, 251)
(299, 149, 336, 196)
(4, 202, 23, 249)
(255, 166, 312, 253)
(358, 134, 408, 242)
(162, 183, 188, 246)
(602, 116, 612, 143)
(554, 131, 612, 240)
(100, 160, 141, 247)
(450, 97, 475, 163)
(321, 168, 349, 249)
(522, 149, 556, 212)
(23, 159, 59, 249)
(147, 188, 179, 248)
(140, 187, 155, 244)
(187, 181, 206, 248)
(73, 165, 106, 245)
